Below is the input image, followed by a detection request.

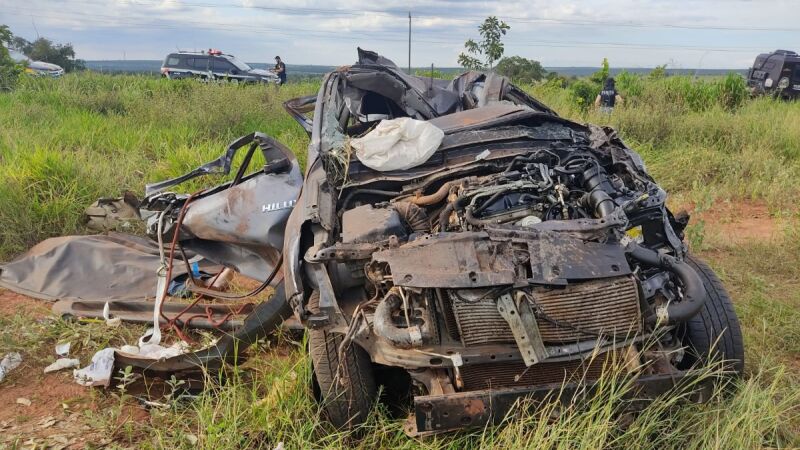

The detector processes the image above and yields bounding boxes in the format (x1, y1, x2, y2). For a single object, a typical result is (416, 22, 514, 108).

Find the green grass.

(0, 73, 315, 258)
(1, 72, 800, 448)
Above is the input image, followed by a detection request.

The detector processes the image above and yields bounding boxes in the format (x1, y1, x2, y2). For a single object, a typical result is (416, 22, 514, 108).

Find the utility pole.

(408, 11, 411, 74)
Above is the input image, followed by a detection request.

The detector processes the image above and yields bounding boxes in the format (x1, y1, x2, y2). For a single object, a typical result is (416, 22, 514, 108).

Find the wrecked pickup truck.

(141, 49, 744, 435)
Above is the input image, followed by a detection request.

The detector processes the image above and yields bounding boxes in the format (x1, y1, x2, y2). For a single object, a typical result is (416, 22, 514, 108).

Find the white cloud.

(1, 0, 796, 67)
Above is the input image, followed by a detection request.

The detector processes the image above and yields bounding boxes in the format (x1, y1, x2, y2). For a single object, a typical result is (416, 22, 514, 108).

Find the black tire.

(308, 291, 377, 429)
(678, 255, 745, 376)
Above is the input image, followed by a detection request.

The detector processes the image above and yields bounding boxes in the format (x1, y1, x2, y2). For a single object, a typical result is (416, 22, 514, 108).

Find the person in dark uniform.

(594, 77, 623, 113)
(271, 56, 287, 85)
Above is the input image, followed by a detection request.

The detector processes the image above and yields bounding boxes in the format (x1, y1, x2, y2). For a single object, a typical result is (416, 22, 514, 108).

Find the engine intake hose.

(407, 181, 456, 206)
(582, 165, 617, 218)
(393, 201, 430, 233)
(586, 189, 616, 218)
(625, 243, 707, 325)
(372, 288, 423, 349)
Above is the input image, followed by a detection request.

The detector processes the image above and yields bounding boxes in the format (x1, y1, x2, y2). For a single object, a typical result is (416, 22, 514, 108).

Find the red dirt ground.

(0, 290, 148, 448)
(685, 200, 791, 244)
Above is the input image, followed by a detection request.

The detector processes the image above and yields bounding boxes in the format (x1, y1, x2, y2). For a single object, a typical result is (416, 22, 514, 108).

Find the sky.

(1, 0, 798, 69)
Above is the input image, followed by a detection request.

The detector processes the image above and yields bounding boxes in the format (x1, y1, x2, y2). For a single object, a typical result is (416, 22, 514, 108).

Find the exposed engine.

(313, 139, 704, 397)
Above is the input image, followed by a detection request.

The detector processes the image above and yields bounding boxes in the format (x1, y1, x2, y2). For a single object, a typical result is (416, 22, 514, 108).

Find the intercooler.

(448, 276, 641, 346)
(460, 354, 613, 390)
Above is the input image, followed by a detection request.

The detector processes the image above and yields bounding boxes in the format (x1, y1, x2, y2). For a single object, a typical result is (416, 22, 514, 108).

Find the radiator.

(449, 276, 641, 345)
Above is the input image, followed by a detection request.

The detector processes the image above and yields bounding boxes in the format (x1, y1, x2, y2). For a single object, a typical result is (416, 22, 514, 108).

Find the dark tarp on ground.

(0, 233, 211, 302)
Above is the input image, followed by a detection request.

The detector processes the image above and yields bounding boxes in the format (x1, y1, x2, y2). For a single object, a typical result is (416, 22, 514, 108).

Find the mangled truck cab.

(282, 49, 743, 434)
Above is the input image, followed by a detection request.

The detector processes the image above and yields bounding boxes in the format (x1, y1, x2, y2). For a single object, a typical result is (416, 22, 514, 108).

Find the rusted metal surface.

(496, 293, 547, 366)
(53, 299, 250, 330)
(427, 104, 528, 132)
(372, 232, 517, 288)
(411, 371, 711, 434)
(460, 352, 612, 390)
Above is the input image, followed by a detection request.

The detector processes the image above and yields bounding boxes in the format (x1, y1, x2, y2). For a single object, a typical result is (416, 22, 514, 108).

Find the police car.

(9, 49, 65, 78)
(747, 49, 800, 100)
(160, 49, 279, 84)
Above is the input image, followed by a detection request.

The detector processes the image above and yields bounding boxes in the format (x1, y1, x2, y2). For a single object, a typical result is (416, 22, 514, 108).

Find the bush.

(495, 56, 546, 84)
(717, 72, 748, 110)
(569, 79, 599, 109)
(0, 25, 22, 90)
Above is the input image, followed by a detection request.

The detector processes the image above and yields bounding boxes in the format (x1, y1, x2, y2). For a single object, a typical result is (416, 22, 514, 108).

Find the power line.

(58, 0, 800, 32)
(3, 8, 770, 54)
(5, 8, 762, 53)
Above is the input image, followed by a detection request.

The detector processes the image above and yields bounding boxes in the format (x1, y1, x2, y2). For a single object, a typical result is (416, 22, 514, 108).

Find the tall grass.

(0, 73, 315, 258)
(528, 76, 800, 207)
(129, 341, 798, 449)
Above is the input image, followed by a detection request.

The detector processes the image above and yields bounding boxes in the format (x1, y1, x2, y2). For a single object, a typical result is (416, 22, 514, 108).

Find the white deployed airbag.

(352, 117, 444, 171)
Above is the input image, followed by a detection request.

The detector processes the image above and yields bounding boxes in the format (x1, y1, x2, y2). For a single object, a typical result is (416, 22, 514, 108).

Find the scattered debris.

(37, 416, 58, 429)
(0, 352, 22, 383)
(55, 342, 71, 357)
(16, 397, 31, 407)
(83, 191, 141, 232)
(44, 359, 81, 374)
(102, 302, 122, 327)
(74, 348, 115, 387)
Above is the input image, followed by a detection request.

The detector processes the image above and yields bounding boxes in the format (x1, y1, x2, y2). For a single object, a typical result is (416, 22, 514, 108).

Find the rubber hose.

(626, 243, 707, 325)
(438, 202, 456, 231)
(341, 189, 399, 212)
(586, 189, 616, 218)
(407, 181, 455, 206)
(393, 202, 430, 232)
(372, 290, 422, 349)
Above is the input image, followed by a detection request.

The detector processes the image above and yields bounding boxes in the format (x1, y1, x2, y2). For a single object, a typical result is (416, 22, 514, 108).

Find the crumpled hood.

(29, 61, 63, 72)
(249, 68, 278, 78)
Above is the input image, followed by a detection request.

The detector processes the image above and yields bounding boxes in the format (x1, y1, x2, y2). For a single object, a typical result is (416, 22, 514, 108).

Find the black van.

(746, 49, 800, 99)
(160, 50, 279, 84)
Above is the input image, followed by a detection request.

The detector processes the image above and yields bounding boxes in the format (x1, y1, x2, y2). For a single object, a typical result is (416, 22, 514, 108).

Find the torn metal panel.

(496, 293, 547, 366)
(372, 232, 517, 288)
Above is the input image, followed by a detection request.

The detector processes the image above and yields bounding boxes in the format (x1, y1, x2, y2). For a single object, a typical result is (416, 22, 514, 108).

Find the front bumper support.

(410, 371, 710, 435)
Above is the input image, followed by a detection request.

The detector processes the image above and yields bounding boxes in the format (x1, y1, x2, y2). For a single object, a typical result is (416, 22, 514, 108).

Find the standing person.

(271, 56, 287, 85)
(594, 78, 623, 113)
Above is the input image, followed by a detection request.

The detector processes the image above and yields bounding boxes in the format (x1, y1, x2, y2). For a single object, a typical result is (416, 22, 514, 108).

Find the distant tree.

(495, 56, 547, 83)
(589, 58, 610, 85)
(458, 16, 510, 70)
(544, 71, 570, 88)
(648, 64, 668, 79)
(11, 36, 32, 54)
(0, 25, 23, 89)
(12, 35, 85, 72)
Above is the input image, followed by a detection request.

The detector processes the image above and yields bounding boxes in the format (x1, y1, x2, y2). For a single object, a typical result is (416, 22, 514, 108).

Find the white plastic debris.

(55, 342, 71, 357)
(0, 352, 22, 383)
(102, 302, 122, 328)
(475, 149, 491, 161)
(16, 397, 31, 406)
(351, 117, 444, 171)
(44, 358, 81, 373)
(119, 345, 140, 354)
(74, 348, 115, 387)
